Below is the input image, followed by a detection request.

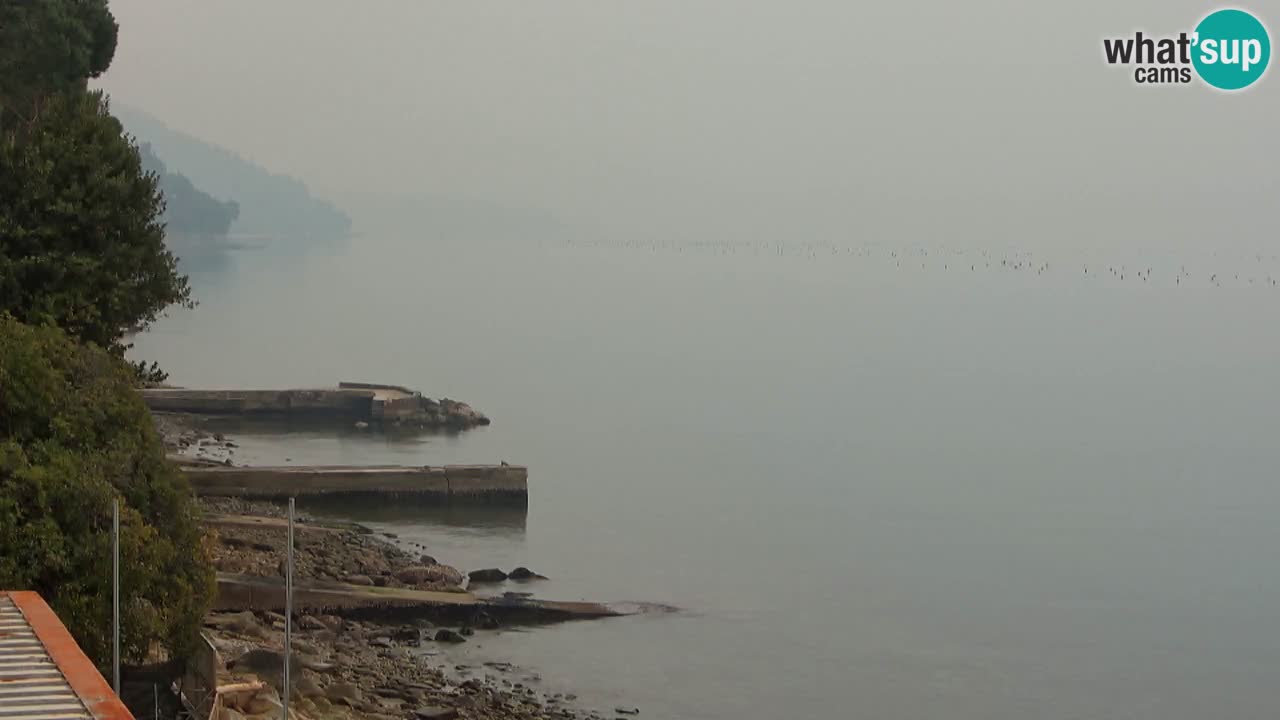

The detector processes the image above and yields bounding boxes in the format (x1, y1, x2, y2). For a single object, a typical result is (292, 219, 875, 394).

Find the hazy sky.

(98, 1, 1278, 247)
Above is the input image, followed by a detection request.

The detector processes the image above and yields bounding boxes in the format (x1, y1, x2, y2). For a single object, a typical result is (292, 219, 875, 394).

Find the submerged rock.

(471, 611, 500, 630)
(433, 629, 466, 643)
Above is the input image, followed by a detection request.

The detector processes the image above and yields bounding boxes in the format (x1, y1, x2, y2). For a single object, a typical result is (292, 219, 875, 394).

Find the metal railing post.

(283, 497, 294, 720)
(112, 499, 120, 695)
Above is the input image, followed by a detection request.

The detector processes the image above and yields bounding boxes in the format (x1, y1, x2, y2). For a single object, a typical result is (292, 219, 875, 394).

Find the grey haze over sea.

(111, 0, 1280, 717)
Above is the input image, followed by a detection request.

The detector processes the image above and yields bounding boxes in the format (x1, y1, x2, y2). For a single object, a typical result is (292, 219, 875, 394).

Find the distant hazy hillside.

(115, 105, 351, 243)
(138, 142, 239, 238)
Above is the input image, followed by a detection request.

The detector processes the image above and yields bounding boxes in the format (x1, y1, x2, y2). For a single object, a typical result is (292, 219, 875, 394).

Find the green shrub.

(0, 315, 212, 667)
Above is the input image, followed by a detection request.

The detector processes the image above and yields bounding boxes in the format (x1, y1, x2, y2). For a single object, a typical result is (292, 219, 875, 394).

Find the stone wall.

(142, 389, 374, 417)
(183, 465, 528, 504)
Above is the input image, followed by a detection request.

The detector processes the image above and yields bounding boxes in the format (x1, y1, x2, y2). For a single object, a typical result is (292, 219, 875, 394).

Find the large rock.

(467, 568, 507, 583)
(470, 611, 499, 630)
(392, 626, 421, 645)
(297, 654, 335, 673)
(298, 615, 327, 631)
(207, 611, 264, 638)
(326, 681, 363, 705)
(508, 567, 547, 581)
(231, 649, 285, 685)
(244, 693, 282, 716)
(344, 574, 374, 586)
(433, 629, 466, 643)
(290, 638, 322, 657)
(439, 398, 490, 428)
(294, 677, 325, 699)
(416, 708, 459, 720)
(397, 564, 464, 586)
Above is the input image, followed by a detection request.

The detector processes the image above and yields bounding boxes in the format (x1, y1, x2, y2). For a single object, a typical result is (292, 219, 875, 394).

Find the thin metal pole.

(112, 499, 120, 695)
(283, 497, 294, 720)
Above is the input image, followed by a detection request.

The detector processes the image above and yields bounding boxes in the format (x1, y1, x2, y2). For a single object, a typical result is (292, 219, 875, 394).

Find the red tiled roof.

(0, 592, 134, 720)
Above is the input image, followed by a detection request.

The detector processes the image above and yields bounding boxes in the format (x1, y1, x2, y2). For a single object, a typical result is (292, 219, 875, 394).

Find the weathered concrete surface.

(143, 388, 372, 416)
(183, 464, 528, 503)
(214, 573, 623, 623)
(142, 382, 491, 428)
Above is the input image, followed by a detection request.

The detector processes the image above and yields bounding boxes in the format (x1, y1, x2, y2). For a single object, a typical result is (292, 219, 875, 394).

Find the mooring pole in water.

(112, 498, 120, 695)
(283, 497, 294, 720)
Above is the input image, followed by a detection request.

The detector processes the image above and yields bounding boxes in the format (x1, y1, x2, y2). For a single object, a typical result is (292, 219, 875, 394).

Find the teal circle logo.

(1192, 9, 1271, 90)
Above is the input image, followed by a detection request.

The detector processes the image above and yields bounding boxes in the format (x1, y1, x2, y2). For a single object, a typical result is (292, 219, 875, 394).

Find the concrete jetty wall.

(143, 388, 375, 417)
(183, 464, 527, 504)
(142, 382, 491, 428)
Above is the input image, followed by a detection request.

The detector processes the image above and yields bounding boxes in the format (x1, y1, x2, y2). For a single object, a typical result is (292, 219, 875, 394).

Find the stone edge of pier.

(182, 464, 528, 504)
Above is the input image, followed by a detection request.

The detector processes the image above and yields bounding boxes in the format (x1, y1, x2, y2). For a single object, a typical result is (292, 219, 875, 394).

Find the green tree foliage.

(0, 315, 214, 667)
(0, 90, 192, 353)
(0, 0, 118, 127)
(1, 1, 189, 359)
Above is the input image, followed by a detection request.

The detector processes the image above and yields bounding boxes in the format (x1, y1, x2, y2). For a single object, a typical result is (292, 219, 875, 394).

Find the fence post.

(283, 497, 294, 720)
(113, 498, 120, 695)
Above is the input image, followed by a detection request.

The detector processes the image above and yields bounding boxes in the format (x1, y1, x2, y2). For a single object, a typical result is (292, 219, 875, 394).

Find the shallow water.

(137, 224, 1280, 720)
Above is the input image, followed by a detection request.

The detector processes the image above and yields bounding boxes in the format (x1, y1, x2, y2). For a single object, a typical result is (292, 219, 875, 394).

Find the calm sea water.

(135, 220, 1280, 720)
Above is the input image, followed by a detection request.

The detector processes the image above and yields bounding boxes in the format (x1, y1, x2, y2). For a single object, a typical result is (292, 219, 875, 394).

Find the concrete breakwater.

(183, 463, 528, 504)
(142, 381, 490, 429)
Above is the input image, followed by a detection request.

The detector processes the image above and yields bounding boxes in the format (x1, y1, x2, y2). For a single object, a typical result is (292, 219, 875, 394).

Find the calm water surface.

(136, 223, 1280, 720)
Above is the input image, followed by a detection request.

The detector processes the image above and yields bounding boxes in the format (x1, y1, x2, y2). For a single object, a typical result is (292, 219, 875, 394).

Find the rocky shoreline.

(205, 498, 464, 591)
(200, 497, 619, 720)
(155, 411, 240, 465)
(157, 412, 628, 720)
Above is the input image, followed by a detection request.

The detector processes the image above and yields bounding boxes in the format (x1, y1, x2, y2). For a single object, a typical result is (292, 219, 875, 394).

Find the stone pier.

(182, 464, 527, 504)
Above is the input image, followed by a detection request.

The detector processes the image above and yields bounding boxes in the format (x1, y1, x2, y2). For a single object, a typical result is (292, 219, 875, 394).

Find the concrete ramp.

(214, 574, 623, 623)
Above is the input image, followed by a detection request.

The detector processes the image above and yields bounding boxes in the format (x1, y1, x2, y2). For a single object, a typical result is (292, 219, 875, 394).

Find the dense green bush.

(0, 315, 213, 667)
